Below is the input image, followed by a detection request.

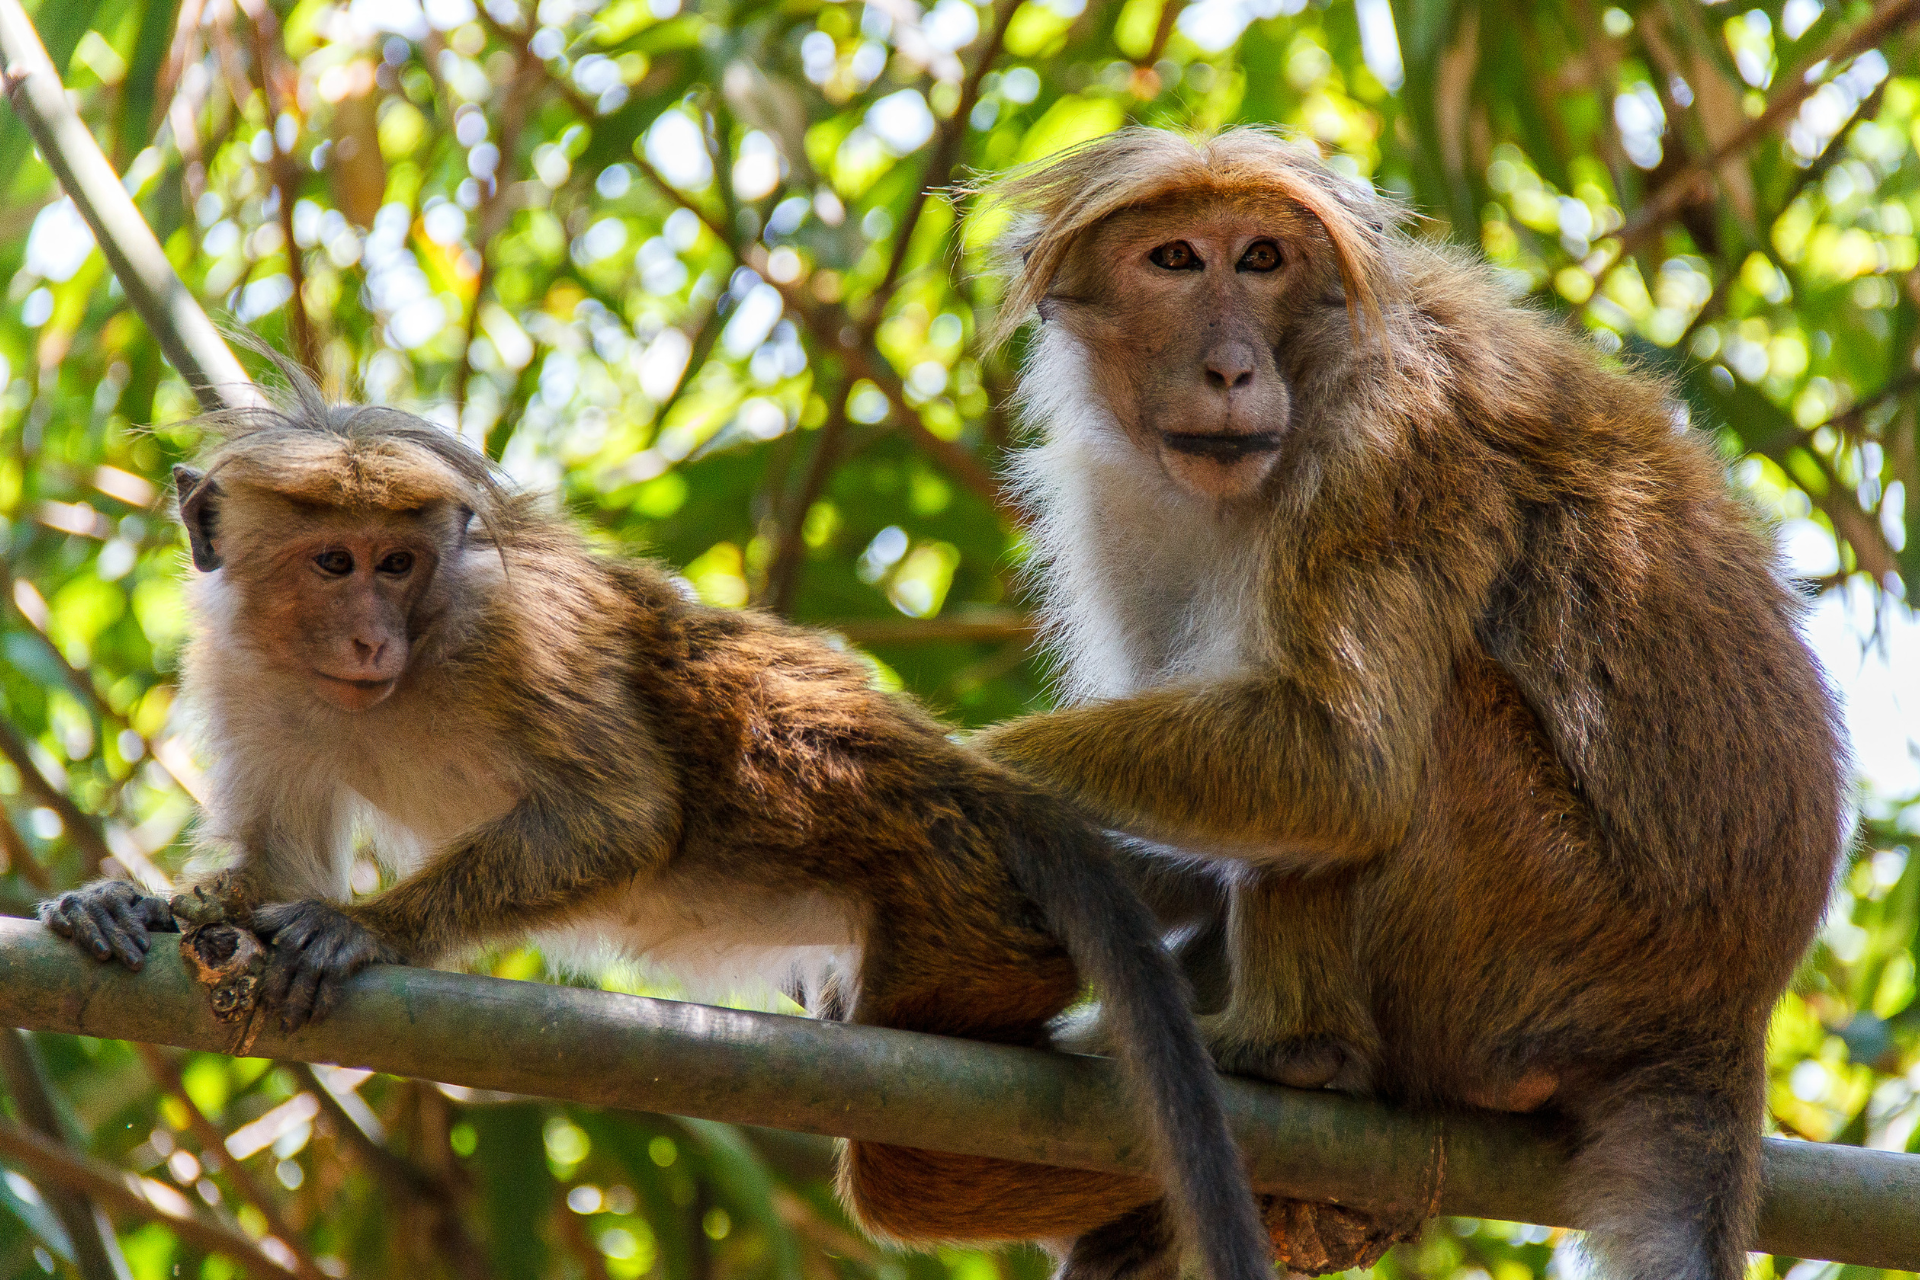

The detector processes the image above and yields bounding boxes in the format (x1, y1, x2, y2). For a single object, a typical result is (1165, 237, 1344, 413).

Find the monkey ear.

(173, 465, 223, 572)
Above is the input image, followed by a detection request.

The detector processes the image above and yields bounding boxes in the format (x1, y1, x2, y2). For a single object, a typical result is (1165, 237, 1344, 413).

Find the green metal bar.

(0, 920, 1913, 1267)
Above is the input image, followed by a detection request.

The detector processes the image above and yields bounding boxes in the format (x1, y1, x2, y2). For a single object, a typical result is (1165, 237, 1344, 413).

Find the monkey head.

(983, 127, 1394, 502)
(174, 402, 502, 713)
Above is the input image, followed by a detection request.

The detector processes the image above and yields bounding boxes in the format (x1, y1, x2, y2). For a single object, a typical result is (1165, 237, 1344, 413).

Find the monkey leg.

(1202, 869, 1376, 1082)
(39, 879, 178, 970)
(1209, 872, 1427, 1275)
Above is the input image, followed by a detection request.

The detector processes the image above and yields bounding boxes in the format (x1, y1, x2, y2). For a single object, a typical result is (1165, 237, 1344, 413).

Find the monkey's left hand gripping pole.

(1, 919, 1918, 1270)
(0, 0, 267, 415)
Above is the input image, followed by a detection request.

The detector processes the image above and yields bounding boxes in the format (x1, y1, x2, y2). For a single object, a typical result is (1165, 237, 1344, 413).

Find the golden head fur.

(974, 126, 1398, 352)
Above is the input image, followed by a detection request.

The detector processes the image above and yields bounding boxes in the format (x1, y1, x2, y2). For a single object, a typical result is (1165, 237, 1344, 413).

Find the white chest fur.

(1010, 334, 1269, 704)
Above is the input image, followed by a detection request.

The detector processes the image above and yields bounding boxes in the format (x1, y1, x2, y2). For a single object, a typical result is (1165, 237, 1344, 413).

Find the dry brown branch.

(762, 389, 855, 612)
(825, 610, 1034, 646)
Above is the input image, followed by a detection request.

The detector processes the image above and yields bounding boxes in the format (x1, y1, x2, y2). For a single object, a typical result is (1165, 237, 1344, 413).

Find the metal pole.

(0, 921, 1913, 1268)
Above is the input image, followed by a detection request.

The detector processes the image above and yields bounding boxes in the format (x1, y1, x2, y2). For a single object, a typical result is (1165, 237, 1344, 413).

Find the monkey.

(36, 379, 1270, 1280)
(959, 126, 1851, 1280)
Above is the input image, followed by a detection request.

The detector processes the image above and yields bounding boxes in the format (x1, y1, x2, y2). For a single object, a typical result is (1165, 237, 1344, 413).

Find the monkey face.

(1044, 194, 1344, 502)
(200, 487, 461, 712)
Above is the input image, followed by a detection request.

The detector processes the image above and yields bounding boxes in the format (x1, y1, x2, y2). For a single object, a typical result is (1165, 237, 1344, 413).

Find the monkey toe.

(1057, 1204, 1178, 1280)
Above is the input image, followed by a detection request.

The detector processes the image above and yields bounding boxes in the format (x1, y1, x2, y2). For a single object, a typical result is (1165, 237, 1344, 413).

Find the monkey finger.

(278, 961, 325, 1033)
(67, 903, 118, 963)
(137, 894, 178, 932)
(101, 901, 149, 970)
(37, 897, 76, 939)
(310, 972, 349, 1025)
(260, 945, 307, 1012)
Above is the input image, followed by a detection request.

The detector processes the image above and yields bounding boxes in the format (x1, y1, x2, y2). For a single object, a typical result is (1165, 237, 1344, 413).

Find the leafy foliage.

(0, 0, 1916, 1276)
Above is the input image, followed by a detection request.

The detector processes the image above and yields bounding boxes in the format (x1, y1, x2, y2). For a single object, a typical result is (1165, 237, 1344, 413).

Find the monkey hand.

(251, 901, 405, 1033)
(39, 879, 178, 970)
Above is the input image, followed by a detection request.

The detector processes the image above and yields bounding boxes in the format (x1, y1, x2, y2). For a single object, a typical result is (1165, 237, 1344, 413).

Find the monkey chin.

(1156, 430, 1284, 502)
(311, 673, 398, 712)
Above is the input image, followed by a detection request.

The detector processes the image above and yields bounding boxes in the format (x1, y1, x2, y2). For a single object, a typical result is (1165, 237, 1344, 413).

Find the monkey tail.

(998, 788, 1269, 1280)
(1564, 1041, 1765, 1280)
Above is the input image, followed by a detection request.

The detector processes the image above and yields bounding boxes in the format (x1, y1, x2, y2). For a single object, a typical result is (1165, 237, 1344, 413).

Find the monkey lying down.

(37, 389, 1268, 1280)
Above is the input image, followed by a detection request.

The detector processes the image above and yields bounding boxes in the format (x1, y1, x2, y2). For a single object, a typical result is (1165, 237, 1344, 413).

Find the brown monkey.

(964, 127, 1850, 1279)
(37, 382, 1268, 1280)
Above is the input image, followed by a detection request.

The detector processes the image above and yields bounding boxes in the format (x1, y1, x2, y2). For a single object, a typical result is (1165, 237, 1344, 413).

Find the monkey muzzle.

(1159, 430, 1285, 462)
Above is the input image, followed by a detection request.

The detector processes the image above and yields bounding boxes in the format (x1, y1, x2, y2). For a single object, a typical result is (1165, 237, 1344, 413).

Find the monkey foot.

(39, 879, 177, 970)
(251, 900, 404, 1034)
(1260, 1196, 1416, 1275)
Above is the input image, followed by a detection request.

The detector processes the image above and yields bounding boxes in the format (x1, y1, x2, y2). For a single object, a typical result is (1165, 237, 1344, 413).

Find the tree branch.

(1606, 0, 1920, 267)
(0, 1030, 127, 1280)
(0, 0, 263, 413)
(0, 920, 1913, 1268)
(0, 1114, 302, 1278)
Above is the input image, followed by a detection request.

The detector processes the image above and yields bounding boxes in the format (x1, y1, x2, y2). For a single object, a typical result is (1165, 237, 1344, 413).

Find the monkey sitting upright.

(37, 382, 1268, 1280)
(958, 127, 1850, 1280)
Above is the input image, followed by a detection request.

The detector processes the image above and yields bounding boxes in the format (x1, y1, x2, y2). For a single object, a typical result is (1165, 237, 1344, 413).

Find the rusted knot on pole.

(1262, 1118, 1446, 1275)
(171, 878, 273, 1055)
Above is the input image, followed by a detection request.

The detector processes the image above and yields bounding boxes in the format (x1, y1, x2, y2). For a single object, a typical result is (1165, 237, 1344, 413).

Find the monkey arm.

(974, 672, 1432, 864)
(343, 786, 680, 964)
(254, 766, 681, 1032)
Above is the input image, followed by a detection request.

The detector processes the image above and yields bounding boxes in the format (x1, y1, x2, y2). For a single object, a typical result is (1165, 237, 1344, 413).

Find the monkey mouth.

(1159, 431, 1284, 462)
(313, 672, 398, 710)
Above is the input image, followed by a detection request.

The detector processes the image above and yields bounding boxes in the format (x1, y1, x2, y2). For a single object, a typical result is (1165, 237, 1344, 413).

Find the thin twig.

(287, 1063, 493, 1280)
(823, 610, 1033, 646)
(453, 41, 543, 419)
(0, 1115, 302, 1278)
(234, 0, 319, 372)
(135, 1045, 328, 1280)
(0, 1031, 126, 1280)
(0, 808, 47, 890)
(0, 716, 114, 877)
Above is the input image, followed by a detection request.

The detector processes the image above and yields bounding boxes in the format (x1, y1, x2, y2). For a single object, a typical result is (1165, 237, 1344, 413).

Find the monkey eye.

(1148, 241, 1202, 271)
(1237, 240, 1282, 272)
(376, 550, 415, 576)
(314, 549, 353, 576)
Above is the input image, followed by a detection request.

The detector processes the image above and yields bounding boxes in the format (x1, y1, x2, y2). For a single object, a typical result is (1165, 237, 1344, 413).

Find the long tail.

(997, 786, 1269, 1280)
(1565, 1042, 1765, 1280)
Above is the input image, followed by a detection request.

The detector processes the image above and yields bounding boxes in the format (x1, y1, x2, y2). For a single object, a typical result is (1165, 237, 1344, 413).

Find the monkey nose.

(1204, 353, 1256, 391)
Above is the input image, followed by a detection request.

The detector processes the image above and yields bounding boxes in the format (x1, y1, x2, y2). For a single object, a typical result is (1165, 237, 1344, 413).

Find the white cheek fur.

(1009, 328, 1271, 704)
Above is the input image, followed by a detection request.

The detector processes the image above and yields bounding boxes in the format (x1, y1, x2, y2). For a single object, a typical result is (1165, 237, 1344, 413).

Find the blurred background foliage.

(0, 0, 1915, 1275)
